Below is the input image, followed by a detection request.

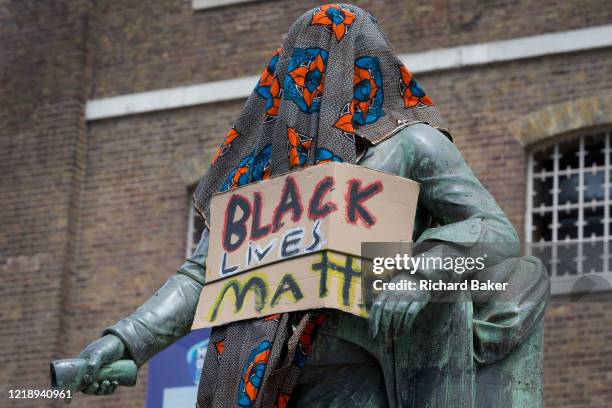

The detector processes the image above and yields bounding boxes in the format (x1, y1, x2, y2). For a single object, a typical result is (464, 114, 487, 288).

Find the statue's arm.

(74, 228, 209, 395)
(400, 124, 550, 363)
(403, 124, 517, 240)
(369, 124, 521, 340)
(102, 228, 209, 367)
(397, 124, 520, 271)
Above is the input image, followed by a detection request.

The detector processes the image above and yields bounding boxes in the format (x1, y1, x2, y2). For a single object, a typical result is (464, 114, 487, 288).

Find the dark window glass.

(525, 132, 609, 289)
(533, 145, 554, 172)
(557, 243, 579, 276)
(584, 171, 605, 202)
(533, 177, 553, 207)
(532, 212, 553, 241)
(583, 241, 604, 274)
(584, 206, 604, 238)
(558, 139, 580, 170)
(558, 174, 579, 204)
(584, 133, 605, 167)
(558, 209, 579, 240)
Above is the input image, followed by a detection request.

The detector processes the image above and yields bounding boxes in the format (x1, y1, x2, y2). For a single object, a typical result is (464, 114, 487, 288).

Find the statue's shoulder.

(384, 123, 454, 158)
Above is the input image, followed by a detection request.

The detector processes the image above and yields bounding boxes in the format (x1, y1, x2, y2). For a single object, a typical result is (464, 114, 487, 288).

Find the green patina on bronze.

(56, 123, 549, 406)
(289, 124, 550, 407)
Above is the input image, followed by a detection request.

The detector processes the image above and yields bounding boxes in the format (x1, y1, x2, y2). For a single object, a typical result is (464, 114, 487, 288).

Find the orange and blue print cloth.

(213, 339, 225, 363)
(211, 128, 240, 166)
(352, 56, 384, 125)
(195, 5, 442, 223)
(284, 48, 328, 114)
(220, 144, 271, 191)
(293, 314, 326, 369)
(310, 4, 356, 41)
(334, 55, 385, 139)
(256, 48, 282, 122)
(237, 341, 272, 407)
(399, 65, 434, 108)
(194, 5, 444, 408)
(287, 127, 313, 169)
(275, 392, 291, 408)
(315, 147, 343, 164)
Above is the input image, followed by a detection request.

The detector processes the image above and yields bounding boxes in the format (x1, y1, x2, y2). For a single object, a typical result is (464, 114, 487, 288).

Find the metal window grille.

(526, 131, 611, 295)
(186, 187, 206, 258)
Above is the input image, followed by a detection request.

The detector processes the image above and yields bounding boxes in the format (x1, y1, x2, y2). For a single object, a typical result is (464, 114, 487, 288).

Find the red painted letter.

(272, 176, 303, 232)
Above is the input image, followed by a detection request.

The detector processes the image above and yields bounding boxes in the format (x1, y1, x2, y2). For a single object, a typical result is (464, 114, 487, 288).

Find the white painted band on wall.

(86, 24, 612, 121)
(398, 24, 612, 73)
(86, 76, 259, 122)
(192, 0, 257, 11)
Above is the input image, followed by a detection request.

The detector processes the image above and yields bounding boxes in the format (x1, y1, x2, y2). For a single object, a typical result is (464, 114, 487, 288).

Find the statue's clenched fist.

(77, 334, 131, 395)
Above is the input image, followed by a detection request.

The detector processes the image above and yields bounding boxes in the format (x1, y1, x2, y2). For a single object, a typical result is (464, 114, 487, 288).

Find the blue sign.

(146, 328, 210, 408)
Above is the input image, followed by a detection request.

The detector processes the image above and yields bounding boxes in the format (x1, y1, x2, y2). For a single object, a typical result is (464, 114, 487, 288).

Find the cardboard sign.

(194, 251, 365, 328)
(192, 162, 419, 329)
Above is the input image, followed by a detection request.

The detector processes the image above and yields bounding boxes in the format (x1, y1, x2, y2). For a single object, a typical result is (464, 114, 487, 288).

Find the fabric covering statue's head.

(194, 3, 443, 223)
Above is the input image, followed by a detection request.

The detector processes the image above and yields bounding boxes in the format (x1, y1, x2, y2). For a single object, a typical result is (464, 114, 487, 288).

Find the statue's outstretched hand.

(77, 334, 130, 395)
(369, 273, 430, 342)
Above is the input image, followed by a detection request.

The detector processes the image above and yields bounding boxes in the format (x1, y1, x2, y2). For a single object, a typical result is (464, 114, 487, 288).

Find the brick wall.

(60, 103, 241, 407)
(0, 2, 92, 407)
(89, 0, 612, 98)
(545, 299, 612, 408)
(1, 1, 611, 407)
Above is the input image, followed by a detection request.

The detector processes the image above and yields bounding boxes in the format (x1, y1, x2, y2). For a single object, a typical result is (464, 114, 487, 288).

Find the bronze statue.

(57, 4, 550, 407)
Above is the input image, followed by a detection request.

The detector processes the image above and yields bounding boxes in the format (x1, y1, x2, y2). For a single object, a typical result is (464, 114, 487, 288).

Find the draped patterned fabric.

(194, 4, 444, 407)
(194, 3, 442, 224)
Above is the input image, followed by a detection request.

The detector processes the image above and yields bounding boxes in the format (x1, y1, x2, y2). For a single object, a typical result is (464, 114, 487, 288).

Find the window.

(527, 130, 611, 295)
(187, 186, 206, 258)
